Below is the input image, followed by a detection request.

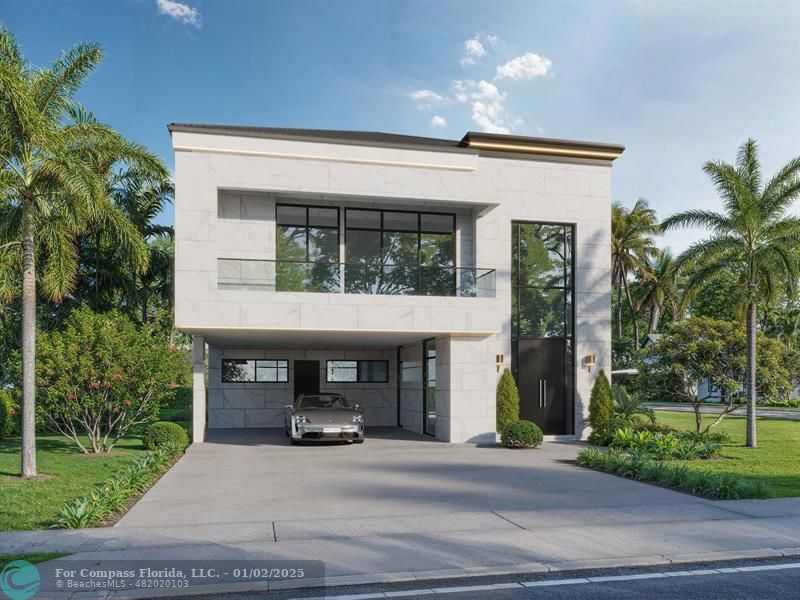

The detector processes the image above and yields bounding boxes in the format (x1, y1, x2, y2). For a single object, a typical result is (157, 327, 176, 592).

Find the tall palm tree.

(663, 139, 800, 448)
(636, 250, 679, 333)
(0, 28, 165, 476)
(612, 199, 661, 349)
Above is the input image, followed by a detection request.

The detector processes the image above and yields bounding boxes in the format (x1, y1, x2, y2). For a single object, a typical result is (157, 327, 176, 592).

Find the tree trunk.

(746, 298, 758, 448)
(21, 201, 37, 477)
(649, 303, 661, 334)
(616, 283, 623, 340)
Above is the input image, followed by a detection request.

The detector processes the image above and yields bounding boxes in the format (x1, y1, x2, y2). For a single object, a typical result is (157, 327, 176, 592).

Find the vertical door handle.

(543, 380, 547, 408)
(538, 379, 543, 407)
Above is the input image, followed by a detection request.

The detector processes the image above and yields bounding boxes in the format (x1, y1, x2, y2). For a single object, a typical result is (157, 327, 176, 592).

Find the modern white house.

(170, 125, 623, 443)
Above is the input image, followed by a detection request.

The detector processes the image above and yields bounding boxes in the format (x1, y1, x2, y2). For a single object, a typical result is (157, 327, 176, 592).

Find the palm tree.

(612, 199, 661, 349)
(0, 28, 165, 476)
(662, 139, 800, 448)
(636, 250, 679, 333)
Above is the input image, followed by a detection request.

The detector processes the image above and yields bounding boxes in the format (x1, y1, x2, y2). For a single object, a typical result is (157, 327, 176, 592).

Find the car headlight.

(295, 415, 308, 424)
(352, 414, 363, 424)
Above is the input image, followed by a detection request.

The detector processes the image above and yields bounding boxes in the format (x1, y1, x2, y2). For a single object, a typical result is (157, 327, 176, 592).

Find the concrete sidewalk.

(1, 495, 798, 598)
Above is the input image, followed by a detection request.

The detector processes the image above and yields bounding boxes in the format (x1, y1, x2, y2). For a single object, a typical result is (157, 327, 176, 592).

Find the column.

(192, 335, 206, 443)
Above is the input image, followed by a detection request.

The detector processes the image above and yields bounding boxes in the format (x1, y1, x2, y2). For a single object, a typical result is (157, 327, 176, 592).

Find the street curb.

(94, 546, 800, 599)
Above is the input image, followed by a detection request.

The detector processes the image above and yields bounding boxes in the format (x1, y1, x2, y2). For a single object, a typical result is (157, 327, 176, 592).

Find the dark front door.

(293, 360, 320, 401)
(517, 338, 567, 435)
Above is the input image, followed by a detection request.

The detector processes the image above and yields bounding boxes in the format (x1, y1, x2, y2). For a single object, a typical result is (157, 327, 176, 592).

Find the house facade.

(171, 125, 623, 443)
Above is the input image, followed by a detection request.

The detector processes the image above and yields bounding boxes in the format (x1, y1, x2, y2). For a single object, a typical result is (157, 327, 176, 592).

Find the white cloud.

(451, 79, 522, 134)
(495, 52, 552, 80)
(485, 34, 498, 46)
(156, 0, 202, 28)
(409, 89, 446, 110)
(430, 115, 447, 128)
(461, 36, 487, 66)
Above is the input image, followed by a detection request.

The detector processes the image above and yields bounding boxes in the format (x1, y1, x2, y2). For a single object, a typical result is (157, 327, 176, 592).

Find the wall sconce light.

(496, 354, 505, 373)
(584, 354, 597, 372)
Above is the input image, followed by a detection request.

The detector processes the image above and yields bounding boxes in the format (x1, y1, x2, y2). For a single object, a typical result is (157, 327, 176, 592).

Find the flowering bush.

(34, 307, 188, 453)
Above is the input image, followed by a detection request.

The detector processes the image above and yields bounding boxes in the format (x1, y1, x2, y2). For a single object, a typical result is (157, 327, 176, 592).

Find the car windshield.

(299, 395, 351, 409)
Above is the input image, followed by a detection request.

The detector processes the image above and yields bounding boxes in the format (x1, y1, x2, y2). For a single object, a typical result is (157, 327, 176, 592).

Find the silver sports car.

(285, 393, 365, 444)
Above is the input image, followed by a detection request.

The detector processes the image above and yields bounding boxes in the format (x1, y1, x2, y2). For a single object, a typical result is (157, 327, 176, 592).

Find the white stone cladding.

(173, 128, 614, 442)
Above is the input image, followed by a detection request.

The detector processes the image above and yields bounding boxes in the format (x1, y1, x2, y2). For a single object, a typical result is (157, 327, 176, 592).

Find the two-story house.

(170, 125, 623, 444)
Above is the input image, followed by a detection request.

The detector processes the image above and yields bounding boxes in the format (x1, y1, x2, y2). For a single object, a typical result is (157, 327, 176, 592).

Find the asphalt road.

(648, 403, 800, 421)
(183, 557, 800, 600)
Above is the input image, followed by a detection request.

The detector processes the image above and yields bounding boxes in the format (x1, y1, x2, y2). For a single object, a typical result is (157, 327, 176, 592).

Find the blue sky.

(3, 0, 799, 251)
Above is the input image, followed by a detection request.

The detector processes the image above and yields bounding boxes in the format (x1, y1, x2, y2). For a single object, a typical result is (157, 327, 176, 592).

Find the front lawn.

(654, 411, 800, 498)
(0, 552, 70, 570)
(0, 435, 147, 531)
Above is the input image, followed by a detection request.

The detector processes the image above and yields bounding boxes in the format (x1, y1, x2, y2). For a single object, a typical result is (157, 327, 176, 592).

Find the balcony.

(218, 258, 496, 298)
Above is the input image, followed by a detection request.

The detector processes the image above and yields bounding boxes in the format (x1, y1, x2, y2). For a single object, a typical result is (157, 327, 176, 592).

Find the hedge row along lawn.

(653, 411, 800, 498)
(0, 409, 189, 531)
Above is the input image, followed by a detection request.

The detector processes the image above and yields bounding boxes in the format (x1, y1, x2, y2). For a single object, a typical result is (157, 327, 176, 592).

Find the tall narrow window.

(276, 204, 339, 292)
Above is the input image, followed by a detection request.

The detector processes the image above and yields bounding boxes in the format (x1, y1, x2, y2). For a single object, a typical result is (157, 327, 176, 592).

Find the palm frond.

(736, 138, 762, 198)
(661, 209, 732, 233)
(35, 42, 102, 115)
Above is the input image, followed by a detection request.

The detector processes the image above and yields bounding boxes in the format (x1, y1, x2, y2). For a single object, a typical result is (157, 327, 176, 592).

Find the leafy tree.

(496, 368, 520, 433)
(0, 28, 165, 475)
(688, 271, 746, 322)
(612, 199, 660, 352)
(636, 250, 679, 333)
(588, 369, 613, 430)
(31, 307, 188, 453)
(637, 317, 791, 432)
(662, 139, 800, 447)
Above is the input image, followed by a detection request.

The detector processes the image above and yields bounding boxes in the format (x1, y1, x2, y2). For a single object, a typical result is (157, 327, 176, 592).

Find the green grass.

(654, 410, 800, 497)
(0, 435, 147, 531)
(0, 552, 70, 570)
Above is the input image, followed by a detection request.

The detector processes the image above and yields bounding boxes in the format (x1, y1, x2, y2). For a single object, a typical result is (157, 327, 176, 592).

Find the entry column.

(192, 335, 206, 443)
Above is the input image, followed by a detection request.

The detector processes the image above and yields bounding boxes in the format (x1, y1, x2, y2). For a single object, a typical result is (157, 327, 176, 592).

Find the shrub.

(636, 421, 676, 435)
(588, 370, 613, 431)
(0, 390, 15, 439)
(576, 448, 766, 500)
(53, 443, 184, 528)
(163, 386, 192, 410)
(31, 307, 189, 453)
(612, 385, 655, 424)
(142, 422, 189, 451)
(496, 368, 520, 433)
(501, 420, 543, 449)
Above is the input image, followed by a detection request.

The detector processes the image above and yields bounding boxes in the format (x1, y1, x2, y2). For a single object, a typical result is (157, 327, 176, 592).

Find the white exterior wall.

(208, 346, 397, 428)
(173, 129, 614, 441)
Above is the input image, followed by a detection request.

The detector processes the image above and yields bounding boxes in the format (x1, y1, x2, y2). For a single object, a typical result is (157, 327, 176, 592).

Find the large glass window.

(345, 208, 455, 295)
(222, 359, 289, 383)
(276, 204, 339, 292)
(512, 223, 573, 338)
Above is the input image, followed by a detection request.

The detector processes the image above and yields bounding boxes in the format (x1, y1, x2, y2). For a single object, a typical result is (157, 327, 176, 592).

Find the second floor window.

(345, 209, 455, 295)
(276, 204, 340, 292)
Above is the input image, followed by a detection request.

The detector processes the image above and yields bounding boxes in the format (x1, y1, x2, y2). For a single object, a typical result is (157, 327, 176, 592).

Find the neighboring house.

(170, 125, 623, 443)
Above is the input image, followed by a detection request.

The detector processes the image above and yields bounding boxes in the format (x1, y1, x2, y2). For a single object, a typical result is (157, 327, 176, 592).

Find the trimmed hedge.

(496, 369, 520, 434)
(0, 390, 14, 440)
(577, 447, 767, 500)
(142, 421, 189, 451)
(501, 420, 543, 449)
(53, 444, 185, 528)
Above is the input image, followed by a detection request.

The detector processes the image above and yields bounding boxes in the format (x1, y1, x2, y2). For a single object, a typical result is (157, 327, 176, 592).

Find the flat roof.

(167, 124, 625, 161)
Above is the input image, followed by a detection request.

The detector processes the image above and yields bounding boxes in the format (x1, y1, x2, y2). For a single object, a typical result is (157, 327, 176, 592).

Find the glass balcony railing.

(217, 259, 496, 298)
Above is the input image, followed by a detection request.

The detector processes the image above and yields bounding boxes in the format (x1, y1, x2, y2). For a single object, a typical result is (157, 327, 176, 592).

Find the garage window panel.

(326, 360, 389, 383)
(222, 359, 289, 383)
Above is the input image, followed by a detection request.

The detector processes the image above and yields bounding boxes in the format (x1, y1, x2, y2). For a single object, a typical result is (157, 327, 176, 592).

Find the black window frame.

(221, 359, 289, 383)
(344, 207, 457, 295)
(325, 359, 390, 383)
(276, 203, 341, 264)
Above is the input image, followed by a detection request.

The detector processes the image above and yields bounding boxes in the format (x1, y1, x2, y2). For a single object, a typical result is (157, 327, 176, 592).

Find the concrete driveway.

(119, 427, 732, 531)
